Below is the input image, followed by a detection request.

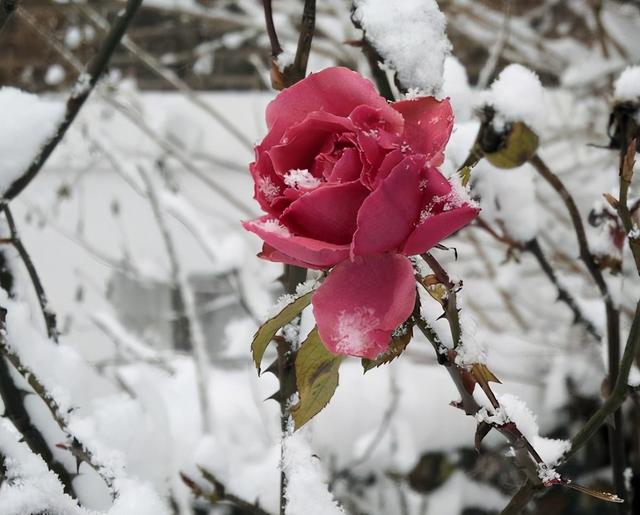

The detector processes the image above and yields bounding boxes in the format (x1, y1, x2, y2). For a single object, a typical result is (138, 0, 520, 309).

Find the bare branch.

(1, 206, 58, 342)
(3, 0, 144, 201)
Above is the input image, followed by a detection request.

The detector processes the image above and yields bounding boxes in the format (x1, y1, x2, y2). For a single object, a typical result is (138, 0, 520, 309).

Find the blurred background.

(1, 1, 640, 514)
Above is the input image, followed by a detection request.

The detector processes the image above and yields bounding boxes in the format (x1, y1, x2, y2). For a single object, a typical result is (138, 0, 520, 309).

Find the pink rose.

(243, 67, 478, 359)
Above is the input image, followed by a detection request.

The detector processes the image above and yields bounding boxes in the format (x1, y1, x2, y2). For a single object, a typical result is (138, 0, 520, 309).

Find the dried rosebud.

(475, 107, 540, 169)
(609, 66, 640, 153)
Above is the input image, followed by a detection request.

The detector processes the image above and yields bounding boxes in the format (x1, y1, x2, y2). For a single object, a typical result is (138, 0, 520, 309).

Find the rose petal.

(352, 155, 425, 256)
(280, 181, 369, 245)
(392, 97, 454, 166)
(311, 253, 416, 359)
(421, 165, 454, 198)
(259, 243, 324, 270)
(266, 67, 393, 130)
(243, 216, 349, 268)
(327, 148, 362, 183)
(402, 205, 479, 256)
(269, 112, 355, 174)
(349, 104, 404, 135)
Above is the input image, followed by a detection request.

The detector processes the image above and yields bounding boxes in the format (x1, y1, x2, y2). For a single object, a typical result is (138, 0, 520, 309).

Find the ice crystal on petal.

(284, 169, 322, 190)
(335, 307, 379, 355)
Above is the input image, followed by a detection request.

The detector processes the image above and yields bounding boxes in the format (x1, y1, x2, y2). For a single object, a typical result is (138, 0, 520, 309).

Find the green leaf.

(251, 291, 313, 374)
(292, 327, 342, 429)
(361, 321, 414, 372)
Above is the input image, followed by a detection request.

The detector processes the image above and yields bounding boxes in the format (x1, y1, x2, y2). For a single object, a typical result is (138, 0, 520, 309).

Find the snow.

(254, 218, 292, 237)
(267, 279, 318, 318)
(481, 64, 546, 133)
(614, 66, 640, 102)
(45, 65, 67, 86)
(65, 27, 83, 49)
(282, 429, 344, 515)
(353, 0, 451, 94)
(497, 394, 570, 466)
(284, 169, 321, 190)
(335, 307, 379, 355)
(0, 88, 65, 194)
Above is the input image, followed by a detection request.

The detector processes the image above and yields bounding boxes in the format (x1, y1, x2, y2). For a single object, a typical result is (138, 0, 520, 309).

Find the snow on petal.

(392, 96, 454, 166)
(284, 169, 322, 190)
(311, 254, 416, 359)
(243, 216, 350, 268)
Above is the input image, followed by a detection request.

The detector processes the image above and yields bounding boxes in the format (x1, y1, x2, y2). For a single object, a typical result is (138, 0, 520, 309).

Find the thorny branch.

(529, 152, 627, 509)
(3, 0, 144, 201)
(0, 309, 116, 494)
(181, 468, 273, 515)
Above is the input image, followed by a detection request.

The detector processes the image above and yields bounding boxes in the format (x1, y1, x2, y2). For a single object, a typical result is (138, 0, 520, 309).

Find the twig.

(1, 206, 58, 342)
(181, 469, 273, 515)
(529, 153, 627, 506)
(16, 10, 255, 217)
(477, 0, 512, 89)
(262, 0, 283, 58)
(73, 1, 253, 151)
(525, 239, 602, 342)
(617, 140, 640, 274)
(421, 253, 462, 348)
(0, 309, 116, 494)
(568, 300, 640, 457)
(499, 480, 540, 515)
(290, 0, 316, 84)
(138, 168, 212, 434)
(0, 0, 18, 34)
(3, 0, 143, 201)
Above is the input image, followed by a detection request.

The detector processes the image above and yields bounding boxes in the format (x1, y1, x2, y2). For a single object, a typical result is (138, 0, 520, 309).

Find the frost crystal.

(335, 307, 379, 355)
(255, 219, 291, 237)
(284, 169, 321, 190)
(258, 176, 281, 202)
(353, 0, 451, 94)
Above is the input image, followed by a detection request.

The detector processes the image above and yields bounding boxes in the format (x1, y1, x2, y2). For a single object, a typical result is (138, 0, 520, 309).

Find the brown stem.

(530, 153, 626, 506)
(526, 238, 601, 342)
(3, 0, 143, 201)
(0, 0, 18, 34)
(499, 480, 540, 515)
(0, 309, 115, 494)
(568, 300, 640, 457)
(262, 0, 282, 58)
(1, 205, 58, 342)
(618, 140, 640, 275)
(291, 0, 316, 83)
(421, 253, 462, 347)
(181, 469, 273, 515)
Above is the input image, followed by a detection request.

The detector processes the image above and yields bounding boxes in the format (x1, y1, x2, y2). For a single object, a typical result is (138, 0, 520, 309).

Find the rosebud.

(607, 100, 640, 153)
(476, 107, 540, 169)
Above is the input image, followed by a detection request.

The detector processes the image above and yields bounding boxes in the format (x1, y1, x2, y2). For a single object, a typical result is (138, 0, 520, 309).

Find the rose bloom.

(244, 67, 478, 359)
